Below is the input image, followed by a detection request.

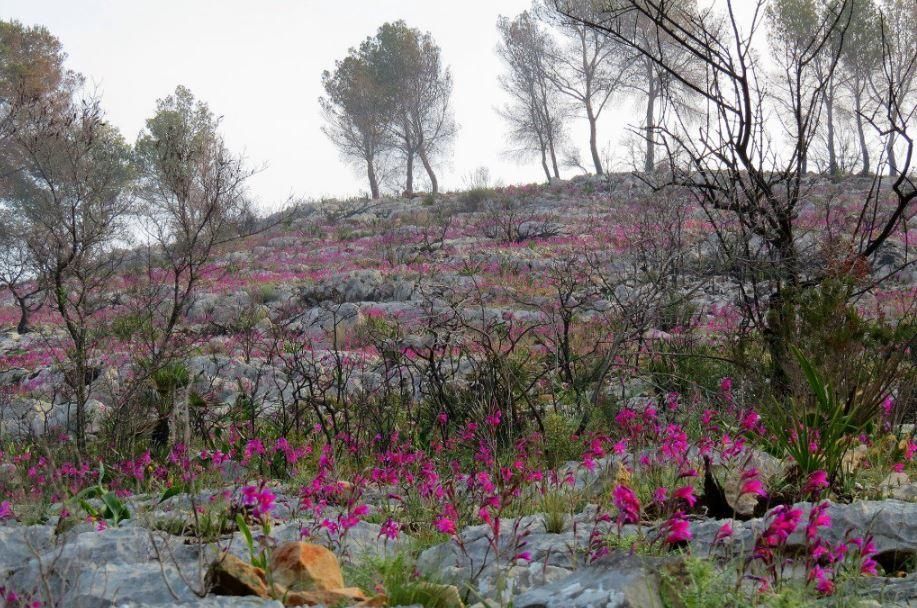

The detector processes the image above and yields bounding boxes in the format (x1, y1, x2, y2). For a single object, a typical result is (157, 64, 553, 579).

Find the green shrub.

(459, 187, 496, 212)
(346, 553, 456, 608)
(772, 280, 912, 428)
(541, 489, 570, 534)
(257, 284, 281, 304)
(763, 347, 872, 493)
(542, 412, 580, 469)
(110, 313, 155, 342)
(647, 338, 735, 397)
(152, 361, 190, 397)
(662, 556, 742, 608)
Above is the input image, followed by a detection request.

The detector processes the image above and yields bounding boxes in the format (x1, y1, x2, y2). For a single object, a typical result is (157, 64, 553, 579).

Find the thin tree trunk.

(54, 275, 89, 454)
(644, 67, 657, 173)
(405, 151, 414, 198)
(766, 228, 799, 396)
(826, 78, 838, 177)
(418, 145, 438, 195)
(15, 295, 30, 334)
(539, 145, 551, 182)
(547, 139, 560, 179)
(538, 87, 560, 179)
(854, 90, 870, 176)
(586, 100, 603, 175)
(887, 131, 898, 176)
(73, 347, 88, 454)
(366, 158, 380, 199)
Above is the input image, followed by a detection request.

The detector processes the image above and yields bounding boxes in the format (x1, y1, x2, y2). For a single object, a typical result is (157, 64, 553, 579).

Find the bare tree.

(874, 0, 917, 175)
(131, 85, 255, 448)
(538, 0, 629, 174)
(575, 0, 700, 173)
(4, 95, 133, 452)
(766, 0, 851, 176)
(555, 0, 916, 389)
(410, 34, 455, 197)
(838, 0, 883, 175)
(497, 11, 568, 180)
(0, 210, 44, 333)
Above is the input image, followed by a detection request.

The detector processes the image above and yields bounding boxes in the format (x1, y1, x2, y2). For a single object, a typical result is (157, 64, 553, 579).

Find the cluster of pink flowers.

(118, 450, 152, 482)
(804, 470, 830, 496)
(240, 485, 276, 518)
(434, 515, 457, 535)
(0, 586, 42, 608)
(756, 505, 804, 554)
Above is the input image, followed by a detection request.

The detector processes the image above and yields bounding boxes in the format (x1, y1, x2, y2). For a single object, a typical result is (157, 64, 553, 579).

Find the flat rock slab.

(512, 553, 670, 608)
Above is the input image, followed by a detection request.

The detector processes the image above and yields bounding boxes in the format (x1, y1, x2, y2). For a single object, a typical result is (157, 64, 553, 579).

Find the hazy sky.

(1, 1, 758, 210)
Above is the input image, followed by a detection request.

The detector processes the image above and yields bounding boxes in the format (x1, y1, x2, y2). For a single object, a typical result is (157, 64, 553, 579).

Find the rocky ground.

(2, 464, 917, 607)
(1, 176, 915, 607)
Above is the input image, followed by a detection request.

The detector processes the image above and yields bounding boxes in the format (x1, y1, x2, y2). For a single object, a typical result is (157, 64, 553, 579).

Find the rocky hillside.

(0, 174, 915, 608)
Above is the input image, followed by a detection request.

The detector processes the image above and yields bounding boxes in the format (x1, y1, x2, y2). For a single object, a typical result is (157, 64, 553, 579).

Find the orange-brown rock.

(282, 586, 367, 606)
(355, 595, 388, 607)
(270, 541, 345, 592)
(207, 552, 270, 598)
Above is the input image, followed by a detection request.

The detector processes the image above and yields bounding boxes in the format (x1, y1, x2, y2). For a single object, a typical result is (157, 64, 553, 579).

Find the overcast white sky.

(1, 1, 759, 211)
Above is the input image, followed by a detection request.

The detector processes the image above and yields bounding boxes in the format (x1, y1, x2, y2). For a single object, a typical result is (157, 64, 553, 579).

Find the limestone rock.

(692, 499, 917, 560)
(889, 482, 917, 502)
(722, 450, 784, 516)
(842, 444, 868, 474)
(512, 553, 668, 608)
(0, 524, 54, 569)
(6, 526, 211, 605)
(880, 472, 911, 498)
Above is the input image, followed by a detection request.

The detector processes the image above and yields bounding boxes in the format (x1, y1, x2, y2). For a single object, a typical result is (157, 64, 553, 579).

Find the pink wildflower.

(241, 485, 275, 517)
(379, 518, 401, 540)
(760, 505, 803, 548)
(739, 468, 767, 498)
(809, 564, 835, 595)
(673, 485, 697, 508)
(740, 410, 761, 432)
(663, 512, 692, 544)
(804, 470, 830, 496)
(905, 440, 916, 461)
(714, 521, 733, 543)
(805, 502, 831, 542)
(434, 515, 456, 535)
(612, 484, 641, 525)
(485, 410, 502, 427)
